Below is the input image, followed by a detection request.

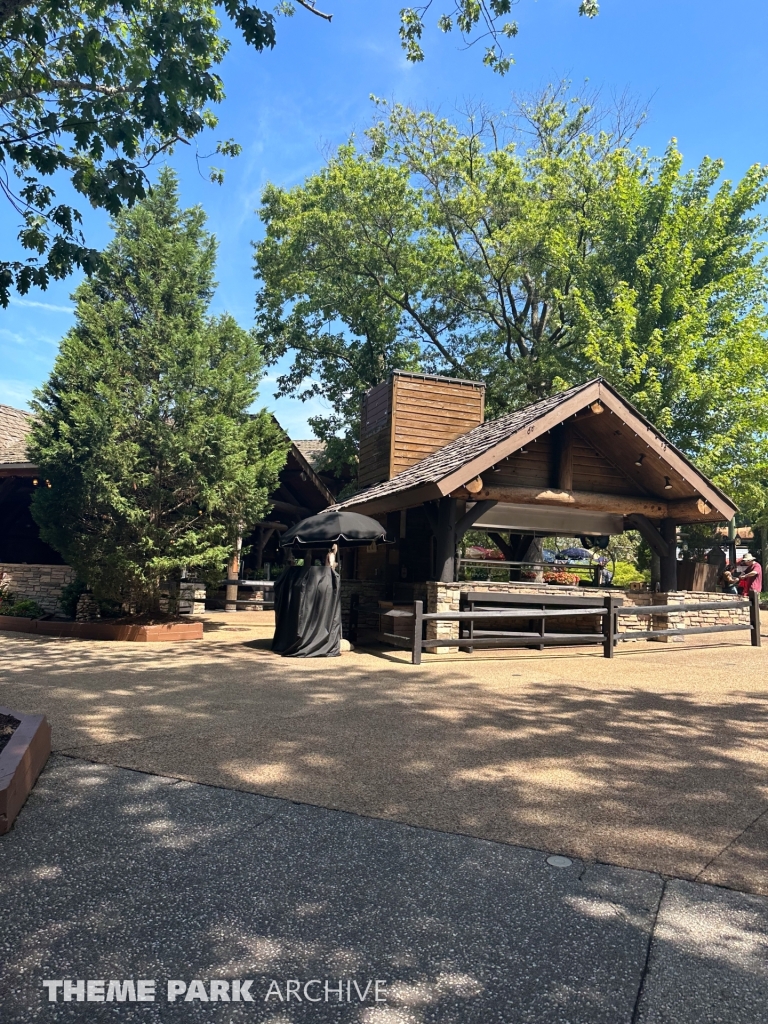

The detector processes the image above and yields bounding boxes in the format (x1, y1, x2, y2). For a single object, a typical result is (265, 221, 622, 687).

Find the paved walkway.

(2, 615, 768, 894)
(2, 755, 767, 1024)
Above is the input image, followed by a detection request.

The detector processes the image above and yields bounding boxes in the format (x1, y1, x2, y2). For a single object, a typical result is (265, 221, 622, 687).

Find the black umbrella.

(280, 510, 387, 548)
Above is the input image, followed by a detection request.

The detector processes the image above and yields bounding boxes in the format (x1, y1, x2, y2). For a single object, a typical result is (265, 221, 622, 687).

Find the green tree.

(254, 88, 768, 506)
(29, 167, 287, 612)
(0, 1, 596, 305)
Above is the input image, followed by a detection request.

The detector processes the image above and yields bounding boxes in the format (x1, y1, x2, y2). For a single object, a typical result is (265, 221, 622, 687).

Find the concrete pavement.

(2, 616, 768, 894)
(2, 755, 768, 1024)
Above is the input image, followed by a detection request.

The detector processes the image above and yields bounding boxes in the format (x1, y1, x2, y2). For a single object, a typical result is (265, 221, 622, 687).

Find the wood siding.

(390, 375, 484, 477)
(359, 373, 485, 488)
(358, 381, 392, 489)
(488, 428, 636, 495)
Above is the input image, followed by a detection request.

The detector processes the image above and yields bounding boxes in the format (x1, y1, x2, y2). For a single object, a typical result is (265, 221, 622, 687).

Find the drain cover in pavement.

(546, 855, 573, 868)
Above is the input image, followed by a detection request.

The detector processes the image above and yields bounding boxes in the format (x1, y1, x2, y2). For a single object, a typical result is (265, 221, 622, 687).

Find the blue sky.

(2, 0, 767, 437)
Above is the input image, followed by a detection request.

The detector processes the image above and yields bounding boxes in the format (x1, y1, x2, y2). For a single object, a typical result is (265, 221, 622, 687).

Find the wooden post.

(553, 423, 574, 491)
(750, 589, 761, 647)
(603, 595, 618, 658)
(760, 525, 767, 593)
(412, 600, 424, 665)
(349, 592, 359, 645)
(435, 497, 458, 583)
(225, 533, 242, 613)
(659, 519, 678, 593)
(728, 516, 737, 568)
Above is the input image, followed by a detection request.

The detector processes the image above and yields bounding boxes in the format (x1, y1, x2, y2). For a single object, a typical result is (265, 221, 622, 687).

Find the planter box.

(0, 616, 203, 642)
(0, 707, 51, 835)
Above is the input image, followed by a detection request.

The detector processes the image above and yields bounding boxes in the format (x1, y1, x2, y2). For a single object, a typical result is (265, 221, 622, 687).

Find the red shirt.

(738, 563, 762, 593)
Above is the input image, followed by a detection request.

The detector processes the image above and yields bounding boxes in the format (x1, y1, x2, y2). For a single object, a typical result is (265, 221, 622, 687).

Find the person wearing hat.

(737, 553, 762, 595)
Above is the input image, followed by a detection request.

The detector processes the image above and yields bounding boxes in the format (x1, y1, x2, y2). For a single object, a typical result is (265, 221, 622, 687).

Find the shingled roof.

(0, 404, 34, 469)
(334, 380, 595, 511)
(293, 439, 327, 473)
(332, 377, 737, 521)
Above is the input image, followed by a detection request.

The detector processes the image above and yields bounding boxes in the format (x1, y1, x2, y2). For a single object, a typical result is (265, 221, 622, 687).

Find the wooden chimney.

(358, 372, 485, 489)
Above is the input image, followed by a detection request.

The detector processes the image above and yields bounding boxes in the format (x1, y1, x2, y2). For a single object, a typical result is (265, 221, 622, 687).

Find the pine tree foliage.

(30, 167, 287, 610)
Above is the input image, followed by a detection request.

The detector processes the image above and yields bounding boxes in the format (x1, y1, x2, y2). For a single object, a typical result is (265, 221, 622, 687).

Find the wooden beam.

(552, 424, 574, 491)
(451, 484, 668, 519)
(455, 500, 497, 540)
(666, 497, 717, 522)
(659, 519, 678, 591)
(422, 501, 438, 534)
(270, 499, 311, 518)
(435, 497, 458, 583)
(437, 380, 602, 495)
(595, 382, 738, 521)
(625, 513, 669, 559)
(488, 531, 514, 561)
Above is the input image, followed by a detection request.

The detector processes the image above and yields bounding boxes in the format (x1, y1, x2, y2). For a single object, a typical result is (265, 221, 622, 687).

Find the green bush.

(58, 578, 88, 618)
(611, 561, 649, 586)
(2, 599, 45, 618)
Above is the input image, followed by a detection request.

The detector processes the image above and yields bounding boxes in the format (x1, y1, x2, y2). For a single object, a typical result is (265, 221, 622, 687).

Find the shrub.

(611, 561, 649, 586)
(58, 578, 88, 618)
(3, 599, 45, 618)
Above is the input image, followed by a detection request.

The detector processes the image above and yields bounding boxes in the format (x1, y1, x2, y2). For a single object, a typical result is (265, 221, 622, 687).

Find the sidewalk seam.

(693, 802, 768, 882)
(630, 878, 667, 1024)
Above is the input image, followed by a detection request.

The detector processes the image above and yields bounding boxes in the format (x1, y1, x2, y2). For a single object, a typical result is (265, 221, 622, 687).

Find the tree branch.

(294, 0, 333, 21)
(0, 79, 129, 105)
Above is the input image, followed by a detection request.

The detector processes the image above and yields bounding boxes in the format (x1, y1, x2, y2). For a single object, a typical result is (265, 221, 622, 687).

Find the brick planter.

(0, 616, 203, 642)
(0, 707, 51, 835)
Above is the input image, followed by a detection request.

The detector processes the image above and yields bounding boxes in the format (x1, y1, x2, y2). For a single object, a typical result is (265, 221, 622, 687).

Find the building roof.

(0, 405, 335, 511)
(338, 382, 590, 509)
(332, 377, 738, 523)
(0, 404, 35, 470)
(293, 439, 327, 473)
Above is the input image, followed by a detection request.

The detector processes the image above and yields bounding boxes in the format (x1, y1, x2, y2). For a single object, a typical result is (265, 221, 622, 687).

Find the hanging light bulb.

(635, 454, 644, 467)
(664, 476, 672, 490)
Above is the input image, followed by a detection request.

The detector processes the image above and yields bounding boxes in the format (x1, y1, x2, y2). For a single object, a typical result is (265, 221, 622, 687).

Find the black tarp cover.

(271, 565, 342, 658)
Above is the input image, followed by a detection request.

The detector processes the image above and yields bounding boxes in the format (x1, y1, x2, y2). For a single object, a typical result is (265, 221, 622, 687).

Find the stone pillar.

(659, 519, 678, 593)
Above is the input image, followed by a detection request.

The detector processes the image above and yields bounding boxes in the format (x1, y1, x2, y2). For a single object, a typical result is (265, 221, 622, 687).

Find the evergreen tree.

(30, 168, 287, 612)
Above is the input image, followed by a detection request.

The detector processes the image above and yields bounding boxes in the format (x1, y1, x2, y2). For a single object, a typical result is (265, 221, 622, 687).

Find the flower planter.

(0, 616, 203, 642)
(0, 707, 51, 835)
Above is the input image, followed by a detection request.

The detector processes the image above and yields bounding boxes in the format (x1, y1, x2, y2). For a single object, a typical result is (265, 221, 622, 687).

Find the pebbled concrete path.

(2, 614, 768, 894)
(2, 756, 767, 1024)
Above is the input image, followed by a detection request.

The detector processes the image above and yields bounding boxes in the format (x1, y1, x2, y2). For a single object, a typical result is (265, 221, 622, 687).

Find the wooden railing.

(377, 591, 761, 665)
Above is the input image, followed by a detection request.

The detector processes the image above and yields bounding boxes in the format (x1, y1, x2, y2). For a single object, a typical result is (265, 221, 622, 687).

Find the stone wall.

(425, 581, 750, 650)
(0, 562, 76, 614)
(340, 579, 388, 636)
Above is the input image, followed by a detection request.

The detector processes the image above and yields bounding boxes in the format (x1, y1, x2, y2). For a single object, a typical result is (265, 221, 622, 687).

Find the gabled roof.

(0, 404, 35, 471)
(0, 404, 335, 509)
(333, 378, 737, 522)
(293, 439, 327, 473)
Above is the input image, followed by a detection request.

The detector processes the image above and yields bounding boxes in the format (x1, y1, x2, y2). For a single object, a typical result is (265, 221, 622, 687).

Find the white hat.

(743, 553, 756, 563)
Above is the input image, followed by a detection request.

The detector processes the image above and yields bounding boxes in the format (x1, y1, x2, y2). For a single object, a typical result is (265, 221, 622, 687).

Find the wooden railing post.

(349, 592, 359, 645)
(752, 591, 762, 647)
(412, 600, 424, 665)
(603, 595, 617, 658)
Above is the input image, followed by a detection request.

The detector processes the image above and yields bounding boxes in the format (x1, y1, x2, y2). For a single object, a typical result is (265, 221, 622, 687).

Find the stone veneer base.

(0, 707, 51, 835)
(0, 616, 203, 642)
